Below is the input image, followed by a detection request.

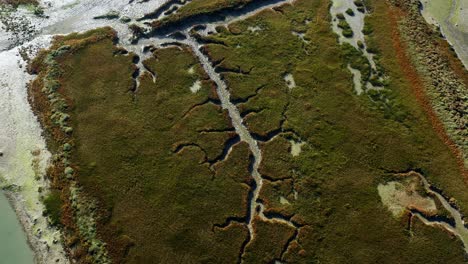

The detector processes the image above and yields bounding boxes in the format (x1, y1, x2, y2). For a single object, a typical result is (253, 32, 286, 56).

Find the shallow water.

(416, 174, 468, 253)
(0, 193, 33, 264)
(330, 0, 382, 93)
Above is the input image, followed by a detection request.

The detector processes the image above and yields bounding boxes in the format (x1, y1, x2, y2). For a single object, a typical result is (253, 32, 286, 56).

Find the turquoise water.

(0, 193, 33, 264)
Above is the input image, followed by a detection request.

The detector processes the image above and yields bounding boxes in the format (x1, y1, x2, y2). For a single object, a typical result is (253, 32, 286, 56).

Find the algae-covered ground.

(28, 0, 468, 263)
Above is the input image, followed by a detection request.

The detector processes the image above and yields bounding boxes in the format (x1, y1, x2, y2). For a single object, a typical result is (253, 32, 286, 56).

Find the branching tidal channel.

(135, 1, 301, 261)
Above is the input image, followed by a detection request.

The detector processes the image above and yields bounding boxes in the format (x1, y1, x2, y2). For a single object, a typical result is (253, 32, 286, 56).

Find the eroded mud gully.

(137, 0, 302, 262)
(408, 172, 468, 253)
(380, 170, 468, 254)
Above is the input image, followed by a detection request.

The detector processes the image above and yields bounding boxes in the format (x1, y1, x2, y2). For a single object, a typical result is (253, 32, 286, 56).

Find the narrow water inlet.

(185, 34, 264, 239)
(415, 173, 468, 253)
(142, 0, 302, 247)
(183, 29, 301, 254)
(380, 171, 468, 253)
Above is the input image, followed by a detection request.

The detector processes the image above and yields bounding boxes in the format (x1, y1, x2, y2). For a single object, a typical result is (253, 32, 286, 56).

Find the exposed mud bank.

(380, 171, 468, 254)
(0, 35, 68, 263)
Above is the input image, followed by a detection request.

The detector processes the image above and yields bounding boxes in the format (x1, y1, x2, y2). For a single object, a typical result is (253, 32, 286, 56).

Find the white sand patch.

(190, 80, 202, 93)
(293, 190, 298, 200)
(378, 181, 437, 217)
(347, 65, 363, 95)
(248, 26, 262, 32)
(292, 31, 310, 44)
(284, 73, 296, 90)
(290, 140, 305, 157)
(279, 196, 291, 205)
(188, 66, 195, 74)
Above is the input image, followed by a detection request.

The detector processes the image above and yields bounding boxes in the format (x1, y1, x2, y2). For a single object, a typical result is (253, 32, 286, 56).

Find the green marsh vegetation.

(43, 190, 62, 226)
(242, 218, 296, 263)
(31, 28, 255, 263)
(196, 0, 468, 262)
(0, 0, 42, 16)
(337, 19, 353, 38)
(175, 0, 254, 16)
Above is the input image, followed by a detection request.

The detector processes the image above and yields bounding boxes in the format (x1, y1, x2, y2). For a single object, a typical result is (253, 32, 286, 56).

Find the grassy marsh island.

(21, 0, 468, 263)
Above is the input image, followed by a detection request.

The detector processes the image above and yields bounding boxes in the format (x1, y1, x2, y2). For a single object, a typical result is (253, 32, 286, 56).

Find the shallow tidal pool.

(0, 193, 33, 264)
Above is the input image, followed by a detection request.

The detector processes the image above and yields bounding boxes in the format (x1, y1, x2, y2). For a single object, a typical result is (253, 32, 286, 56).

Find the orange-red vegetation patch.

(386, 4, 467, 180)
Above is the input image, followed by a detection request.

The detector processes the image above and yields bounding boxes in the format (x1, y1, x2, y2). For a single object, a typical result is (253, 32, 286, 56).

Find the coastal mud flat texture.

(0, 36, 68, 263)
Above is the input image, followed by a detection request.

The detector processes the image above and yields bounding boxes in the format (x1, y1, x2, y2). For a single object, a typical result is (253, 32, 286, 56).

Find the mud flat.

(0, 36, 68, 263)
(420, 0, 468, 69)
(379, 171, 468, 254)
